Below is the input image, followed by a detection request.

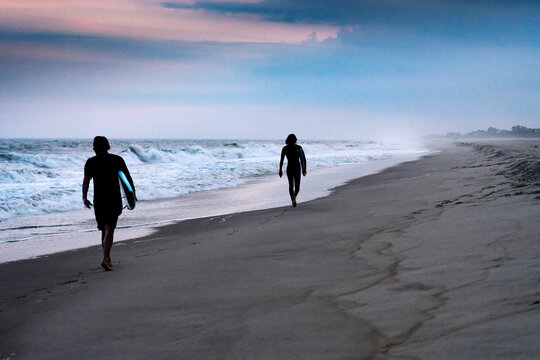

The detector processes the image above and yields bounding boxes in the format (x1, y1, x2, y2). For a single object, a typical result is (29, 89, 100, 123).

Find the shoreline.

(0, 153, 427, 264)
(1, 139, 538, 359)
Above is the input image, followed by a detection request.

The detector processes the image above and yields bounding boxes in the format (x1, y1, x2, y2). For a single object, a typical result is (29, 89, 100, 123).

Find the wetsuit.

(280, 144, 307, 197)
(84, 153, 133, 230)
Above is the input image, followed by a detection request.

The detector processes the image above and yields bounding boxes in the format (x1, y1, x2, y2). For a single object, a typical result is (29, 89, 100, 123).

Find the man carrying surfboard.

(82, 136, 136, 271)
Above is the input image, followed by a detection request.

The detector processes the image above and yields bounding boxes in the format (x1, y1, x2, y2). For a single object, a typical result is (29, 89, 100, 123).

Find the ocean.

(0, 139, 429, 262)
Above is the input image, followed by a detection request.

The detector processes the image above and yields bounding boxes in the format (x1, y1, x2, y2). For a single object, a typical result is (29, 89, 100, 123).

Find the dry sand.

(1, 139, 539, 359)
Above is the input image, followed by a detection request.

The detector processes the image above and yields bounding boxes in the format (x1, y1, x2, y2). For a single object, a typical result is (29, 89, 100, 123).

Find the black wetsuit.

(84, 153, 133, 230)
(280, 144, 307, 197)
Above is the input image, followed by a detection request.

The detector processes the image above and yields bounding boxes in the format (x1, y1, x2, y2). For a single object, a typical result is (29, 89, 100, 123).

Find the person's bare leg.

(101, 225, 115, 270)
(100, 230, 112, 270)
(292, 172, 300, 207)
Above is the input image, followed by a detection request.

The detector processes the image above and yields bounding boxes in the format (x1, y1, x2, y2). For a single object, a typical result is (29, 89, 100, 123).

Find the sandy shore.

(1, 139, 539, 359)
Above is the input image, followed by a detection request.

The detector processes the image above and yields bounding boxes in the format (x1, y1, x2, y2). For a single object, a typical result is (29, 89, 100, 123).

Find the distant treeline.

(446, 125, 540, 138)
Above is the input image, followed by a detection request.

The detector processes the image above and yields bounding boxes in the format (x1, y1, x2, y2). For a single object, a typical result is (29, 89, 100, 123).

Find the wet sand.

(1, 139, 539, 359)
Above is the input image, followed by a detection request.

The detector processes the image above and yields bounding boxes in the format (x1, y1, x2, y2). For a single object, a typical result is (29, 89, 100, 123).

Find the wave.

(123, 142, 281, 165)
(0, 152, 85, 169)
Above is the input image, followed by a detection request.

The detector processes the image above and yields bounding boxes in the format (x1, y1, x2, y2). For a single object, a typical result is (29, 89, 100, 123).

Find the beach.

(1, 139, 538, 359)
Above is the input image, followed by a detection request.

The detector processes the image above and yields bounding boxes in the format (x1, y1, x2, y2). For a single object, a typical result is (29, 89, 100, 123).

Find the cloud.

(0, 0, 338, 43)
(163, 0, 540, 46)
(163, 0, 540, 24)
(162, 0, 409, 25)
(0, 31, 225, 63)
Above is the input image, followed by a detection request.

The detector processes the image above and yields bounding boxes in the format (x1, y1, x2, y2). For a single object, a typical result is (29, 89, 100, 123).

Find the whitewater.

(0, 139, 429, 262)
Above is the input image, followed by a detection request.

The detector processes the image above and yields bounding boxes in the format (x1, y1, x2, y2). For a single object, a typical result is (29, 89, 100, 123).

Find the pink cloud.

(0, 0, 338, 43)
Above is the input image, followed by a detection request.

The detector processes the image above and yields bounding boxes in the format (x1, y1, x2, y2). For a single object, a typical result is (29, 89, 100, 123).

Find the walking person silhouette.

(82, 136, 135, 271)
(279, 134, 307, 207)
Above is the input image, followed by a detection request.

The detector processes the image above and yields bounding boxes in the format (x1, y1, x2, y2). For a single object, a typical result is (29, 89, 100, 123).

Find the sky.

(0, 0, 539, 140)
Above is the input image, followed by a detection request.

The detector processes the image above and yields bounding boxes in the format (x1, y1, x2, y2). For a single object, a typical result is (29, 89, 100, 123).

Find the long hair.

(285, 134, 297, 145)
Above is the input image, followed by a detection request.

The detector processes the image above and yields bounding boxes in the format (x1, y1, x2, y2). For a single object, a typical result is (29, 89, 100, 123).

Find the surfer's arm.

(279, 148, 285, 177)
(82, 175, 92, 208)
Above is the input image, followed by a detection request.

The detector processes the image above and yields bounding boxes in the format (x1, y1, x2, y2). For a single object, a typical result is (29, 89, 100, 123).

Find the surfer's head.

(285, 134, 297, 145)
(93, 136, 110, 154)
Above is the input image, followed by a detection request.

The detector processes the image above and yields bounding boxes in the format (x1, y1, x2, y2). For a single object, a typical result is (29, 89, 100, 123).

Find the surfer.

(279, 134, 307, 207)
(82, 136, 135, 271)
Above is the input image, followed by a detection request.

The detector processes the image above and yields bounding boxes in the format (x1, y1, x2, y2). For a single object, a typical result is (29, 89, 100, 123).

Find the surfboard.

(118, 170, 136, 210)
